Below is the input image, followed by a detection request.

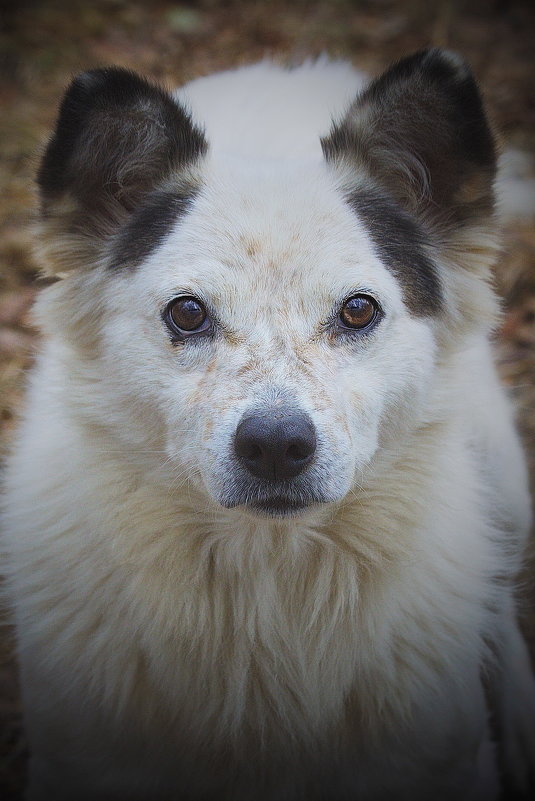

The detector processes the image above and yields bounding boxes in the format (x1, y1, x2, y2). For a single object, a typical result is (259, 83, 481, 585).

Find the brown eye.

(165, 296, 209, 337)
(339, 295, 379, 330)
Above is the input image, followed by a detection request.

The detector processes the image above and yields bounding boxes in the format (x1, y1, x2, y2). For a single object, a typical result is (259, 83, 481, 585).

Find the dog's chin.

(213, 474, 343, 520)
(246, 499, 316, 519)
(221, 493, 328, 520)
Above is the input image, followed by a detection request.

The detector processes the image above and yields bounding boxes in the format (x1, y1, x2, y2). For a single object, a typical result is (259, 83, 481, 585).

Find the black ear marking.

(37, 67, 207, 271)
(108, 188, 200, 271)
(322, 48, 497, 233)
(348, 187, 443, 315)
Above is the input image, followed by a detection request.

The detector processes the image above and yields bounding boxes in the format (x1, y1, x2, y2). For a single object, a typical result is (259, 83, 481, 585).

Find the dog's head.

(36, 50, 499, 519)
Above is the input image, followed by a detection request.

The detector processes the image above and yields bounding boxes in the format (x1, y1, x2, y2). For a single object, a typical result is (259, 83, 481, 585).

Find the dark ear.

(37, 67, 207, 273)
(322, 49, 497, 235)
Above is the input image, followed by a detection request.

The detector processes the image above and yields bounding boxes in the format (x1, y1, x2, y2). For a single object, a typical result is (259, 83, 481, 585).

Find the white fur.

(2, 58, 534, 800)
(497, 148, 535, 221)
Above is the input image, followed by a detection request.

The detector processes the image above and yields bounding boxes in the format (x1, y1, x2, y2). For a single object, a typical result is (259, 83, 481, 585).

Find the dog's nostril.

(287, 438, 315, 462)
(234, 408, 317, 481)
(243, 441, 263, 461)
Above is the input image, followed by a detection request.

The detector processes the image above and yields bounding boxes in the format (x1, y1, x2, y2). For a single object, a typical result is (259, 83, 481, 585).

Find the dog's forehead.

(144, 160, 397, 309)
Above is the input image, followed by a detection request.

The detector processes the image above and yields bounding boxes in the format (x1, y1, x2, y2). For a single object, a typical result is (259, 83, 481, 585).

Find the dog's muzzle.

(226, 406, 323, 516)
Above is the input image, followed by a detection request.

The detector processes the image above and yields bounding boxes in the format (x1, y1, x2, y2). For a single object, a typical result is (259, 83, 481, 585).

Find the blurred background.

(0, 0, 534, 797)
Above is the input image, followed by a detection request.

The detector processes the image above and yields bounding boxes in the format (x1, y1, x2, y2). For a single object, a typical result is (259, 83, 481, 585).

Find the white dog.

(2, 49, 535, 800)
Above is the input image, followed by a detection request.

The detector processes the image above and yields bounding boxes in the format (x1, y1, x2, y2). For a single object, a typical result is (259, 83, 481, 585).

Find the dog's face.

(99, 162, 438, 517)
(36, 51, 498, 519)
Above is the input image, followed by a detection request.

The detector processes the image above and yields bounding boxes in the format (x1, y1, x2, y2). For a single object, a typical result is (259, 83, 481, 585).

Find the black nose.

(234, 408, 317, 481)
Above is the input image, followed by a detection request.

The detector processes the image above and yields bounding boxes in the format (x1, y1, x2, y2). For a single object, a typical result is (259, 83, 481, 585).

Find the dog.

(2, 49, 535, 800)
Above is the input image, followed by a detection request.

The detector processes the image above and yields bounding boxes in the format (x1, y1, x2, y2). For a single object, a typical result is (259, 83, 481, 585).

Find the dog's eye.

(339, 295, 379, 331)
(164, 296, 210, 338)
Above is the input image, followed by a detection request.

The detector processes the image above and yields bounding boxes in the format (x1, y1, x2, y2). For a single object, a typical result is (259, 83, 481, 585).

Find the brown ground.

(0, 1, 534, 797)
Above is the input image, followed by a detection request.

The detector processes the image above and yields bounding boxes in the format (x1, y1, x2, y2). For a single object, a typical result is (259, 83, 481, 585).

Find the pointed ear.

(37, 67, 207, 274)
(322, 49, 497, 236)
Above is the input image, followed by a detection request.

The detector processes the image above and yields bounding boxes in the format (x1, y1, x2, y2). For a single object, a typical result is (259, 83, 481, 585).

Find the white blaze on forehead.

(142, 158, 404, 336)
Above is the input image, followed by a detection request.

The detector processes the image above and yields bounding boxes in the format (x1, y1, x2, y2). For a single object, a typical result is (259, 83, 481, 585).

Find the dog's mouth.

(221, 487, 327, 518)
(247, 497, 313, 518)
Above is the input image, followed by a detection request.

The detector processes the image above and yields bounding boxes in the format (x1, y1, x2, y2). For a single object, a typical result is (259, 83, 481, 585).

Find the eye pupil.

(169, 297, 207, 332)
(340, 295, 377, 329)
